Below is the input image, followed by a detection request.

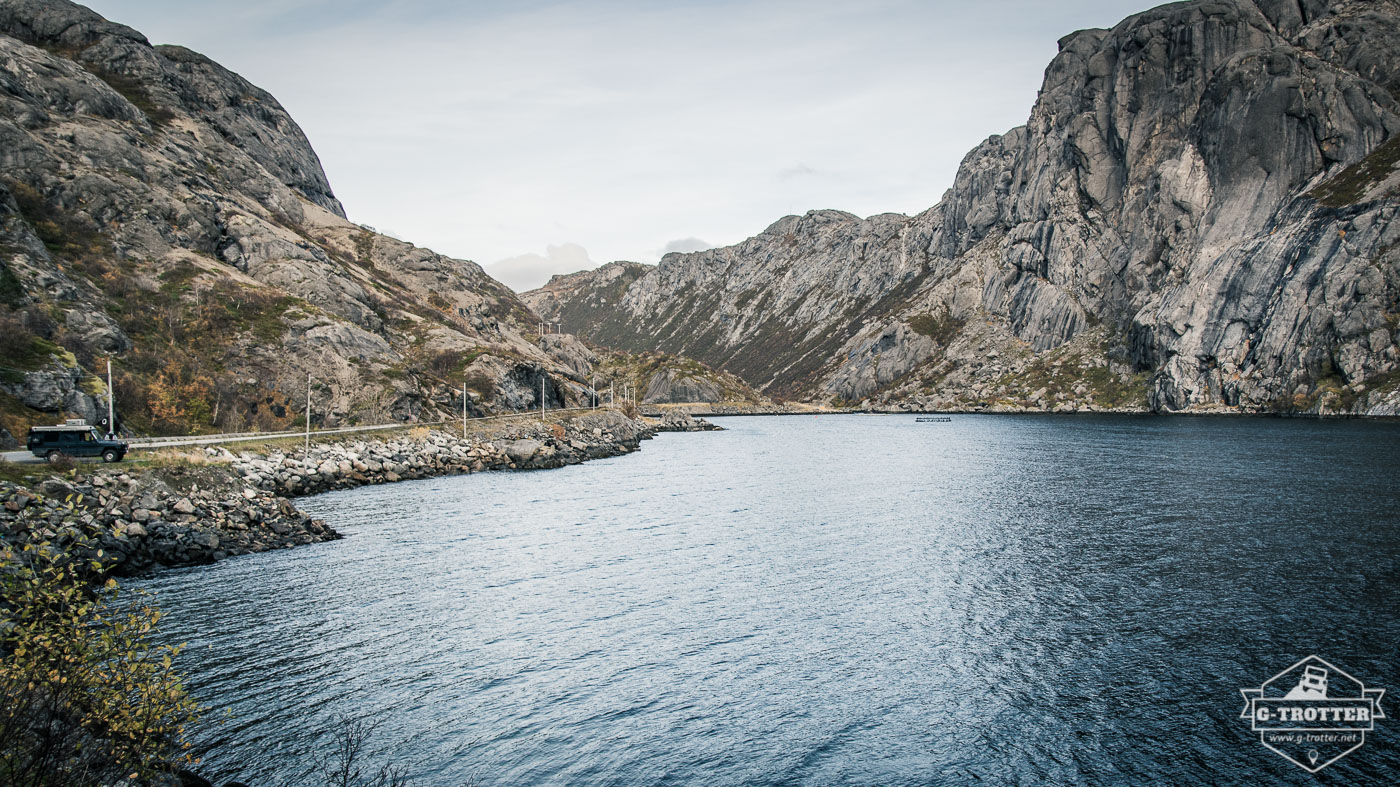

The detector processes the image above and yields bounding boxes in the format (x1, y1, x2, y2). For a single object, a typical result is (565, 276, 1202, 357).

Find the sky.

(86, 0, 1153, 292)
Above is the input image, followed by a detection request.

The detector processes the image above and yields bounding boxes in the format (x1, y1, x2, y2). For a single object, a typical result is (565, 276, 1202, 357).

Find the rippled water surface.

(135, 414, 1400, 785)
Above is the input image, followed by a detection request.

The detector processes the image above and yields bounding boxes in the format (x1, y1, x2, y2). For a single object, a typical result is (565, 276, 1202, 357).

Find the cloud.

(660, 237, 713, 256)
(776, 163, 821, 181)
(485, 242, 596, 293)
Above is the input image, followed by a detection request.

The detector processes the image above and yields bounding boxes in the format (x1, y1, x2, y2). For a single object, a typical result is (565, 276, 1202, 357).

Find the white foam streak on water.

(134, 415, 1400, 785)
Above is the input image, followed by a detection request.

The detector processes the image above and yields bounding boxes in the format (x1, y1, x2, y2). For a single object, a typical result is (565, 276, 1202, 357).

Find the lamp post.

(304, 373, 312, 454)
(105, 357, 116, 439)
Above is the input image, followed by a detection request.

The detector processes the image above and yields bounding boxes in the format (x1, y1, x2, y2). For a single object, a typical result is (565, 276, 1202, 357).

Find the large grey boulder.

(503, 439, 542, 463)
(642, 367, 724, 404)
(538, 334, 598, 378)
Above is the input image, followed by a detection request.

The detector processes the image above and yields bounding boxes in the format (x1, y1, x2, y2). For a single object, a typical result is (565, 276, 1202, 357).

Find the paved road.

(2, 407, 603, 465)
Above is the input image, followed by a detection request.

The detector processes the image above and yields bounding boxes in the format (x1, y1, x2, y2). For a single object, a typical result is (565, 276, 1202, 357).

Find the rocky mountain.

(0, 0, 744, 441)
(526, 0, 1400, 415)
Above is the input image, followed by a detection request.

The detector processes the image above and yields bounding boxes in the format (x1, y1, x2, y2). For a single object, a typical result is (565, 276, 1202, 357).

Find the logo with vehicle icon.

(1240, 655, 1385, 772)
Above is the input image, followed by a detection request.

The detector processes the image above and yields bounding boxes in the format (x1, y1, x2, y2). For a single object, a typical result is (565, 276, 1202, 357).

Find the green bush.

(907, 311, 965, 344)
(0, 532, 200, 785)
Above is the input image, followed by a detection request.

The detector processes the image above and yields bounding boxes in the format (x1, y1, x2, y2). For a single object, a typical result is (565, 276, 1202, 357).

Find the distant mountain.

(525, 0, 1400, 415)
(0, 0, 673, 438)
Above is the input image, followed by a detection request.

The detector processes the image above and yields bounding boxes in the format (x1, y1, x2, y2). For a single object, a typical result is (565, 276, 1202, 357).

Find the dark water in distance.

(134, 414, 1400, 785)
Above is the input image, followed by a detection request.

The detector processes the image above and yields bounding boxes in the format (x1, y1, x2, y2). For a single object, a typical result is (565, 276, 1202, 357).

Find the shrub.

(0, 261, 23, 309)
(427, 349, 467, 378)
(907, 311, 965, 345)
(314, 715, 411, 787)
(4, 180, 110, 260)
(0, 538, 200, 785)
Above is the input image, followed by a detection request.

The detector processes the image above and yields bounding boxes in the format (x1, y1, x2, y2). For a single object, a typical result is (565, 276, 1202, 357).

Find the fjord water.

(136, 415, 1400, 785)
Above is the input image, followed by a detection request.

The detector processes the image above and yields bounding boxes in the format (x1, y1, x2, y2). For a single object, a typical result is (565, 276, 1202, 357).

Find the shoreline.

(3, 406, 1395, 578)
(643, 399, 1400, 419)
(0, 410, 718, 577)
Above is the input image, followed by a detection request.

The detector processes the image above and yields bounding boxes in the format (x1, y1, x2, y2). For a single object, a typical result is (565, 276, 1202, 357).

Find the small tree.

(0, 537, 201, 786)
(314, 715, 411, 787)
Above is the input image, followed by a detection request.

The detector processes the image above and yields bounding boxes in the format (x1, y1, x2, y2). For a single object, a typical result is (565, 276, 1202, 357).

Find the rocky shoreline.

(0, 410, 716, 576)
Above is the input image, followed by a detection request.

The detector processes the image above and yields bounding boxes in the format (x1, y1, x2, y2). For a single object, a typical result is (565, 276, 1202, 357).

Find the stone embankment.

(0, 410, 716, 575)
(0, 473, 331, 575)
(231, 409, 669, 495)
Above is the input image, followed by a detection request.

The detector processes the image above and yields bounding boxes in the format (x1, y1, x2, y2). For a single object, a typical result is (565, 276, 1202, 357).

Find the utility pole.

(462, 381, 467, 438)
(305, 373, 312, 454)
(610, 381, 614, 408)
(105, 357, 115, 439)
(592, 374, 597, 409)
(540, 376, 546, 420)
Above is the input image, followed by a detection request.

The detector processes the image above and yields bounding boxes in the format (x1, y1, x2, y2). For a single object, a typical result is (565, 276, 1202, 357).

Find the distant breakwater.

(0, 410, 718, 575)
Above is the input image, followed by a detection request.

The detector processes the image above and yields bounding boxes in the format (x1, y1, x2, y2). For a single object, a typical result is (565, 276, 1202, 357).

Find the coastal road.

(2, 406, 605, 464)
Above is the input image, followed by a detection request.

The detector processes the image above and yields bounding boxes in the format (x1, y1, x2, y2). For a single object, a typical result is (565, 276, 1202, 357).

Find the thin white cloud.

(777, 163, 821, 181)
(660, 237, 713, 256)
(486, 243, 595, 293)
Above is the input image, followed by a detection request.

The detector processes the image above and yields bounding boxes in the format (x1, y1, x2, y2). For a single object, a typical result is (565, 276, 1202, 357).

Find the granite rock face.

(526, 0, 1400, 415)
(642, 367, 724, 404)
(0, 0, 590, 433)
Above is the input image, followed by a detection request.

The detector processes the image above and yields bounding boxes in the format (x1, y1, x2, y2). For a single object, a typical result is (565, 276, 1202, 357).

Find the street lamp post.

(105, 357, 116, 439)
(305, 373, 312, 454)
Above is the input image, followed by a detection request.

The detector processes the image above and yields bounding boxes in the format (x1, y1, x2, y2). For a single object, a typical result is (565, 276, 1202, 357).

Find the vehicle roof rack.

(30, 423, 96, 432)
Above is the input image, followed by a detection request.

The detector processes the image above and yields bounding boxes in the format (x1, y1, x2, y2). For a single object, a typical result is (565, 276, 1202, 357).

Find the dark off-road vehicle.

(27, 421, 128, 464)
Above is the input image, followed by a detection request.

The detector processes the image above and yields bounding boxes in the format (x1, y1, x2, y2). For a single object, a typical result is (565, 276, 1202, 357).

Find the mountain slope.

(525, 0, 1400, 415)
(0, 0, 590, 438)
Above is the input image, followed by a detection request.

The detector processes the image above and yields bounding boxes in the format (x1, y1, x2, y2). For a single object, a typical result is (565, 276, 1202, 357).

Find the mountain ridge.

(525, 0, 1400, 415)
(0, 0, 760, 442)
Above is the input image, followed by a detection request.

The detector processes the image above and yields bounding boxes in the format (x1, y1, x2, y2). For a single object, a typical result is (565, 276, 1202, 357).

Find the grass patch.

(0, 390, 57, 448)
(4, 180, 111, 260)
(353, 229, 376, 266)
(0, 333, 65, 376)
(1309, 136, 1400, 207)
(0, 260, 24, 308)
(426, 347, 487, 379)
(105, 275, 307, 435)
(908, 311, 966, 345)
(85, 64, 177, 128)
(0, 457, 43, 485)
(991, 347, 1150, 409)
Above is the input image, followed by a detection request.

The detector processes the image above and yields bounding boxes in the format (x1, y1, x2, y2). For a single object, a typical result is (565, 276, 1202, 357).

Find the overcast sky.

(87, 0, 1152, 291)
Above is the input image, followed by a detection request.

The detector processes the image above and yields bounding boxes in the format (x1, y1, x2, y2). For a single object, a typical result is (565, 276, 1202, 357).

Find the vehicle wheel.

(102, 449, 119, 463)
(46, 450, 63, 464)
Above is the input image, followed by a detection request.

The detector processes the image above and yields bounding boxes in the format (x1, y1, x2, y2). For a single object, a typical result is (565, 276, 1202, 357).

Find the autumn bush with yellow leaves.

(0, 531, 200, 785)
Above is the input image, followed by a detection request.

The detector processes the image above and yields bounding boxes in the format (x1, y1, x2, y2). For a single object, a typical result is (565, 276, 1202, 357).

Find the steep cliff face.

(0, 0, 589, 436)
(525, 0, 1400, 415)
